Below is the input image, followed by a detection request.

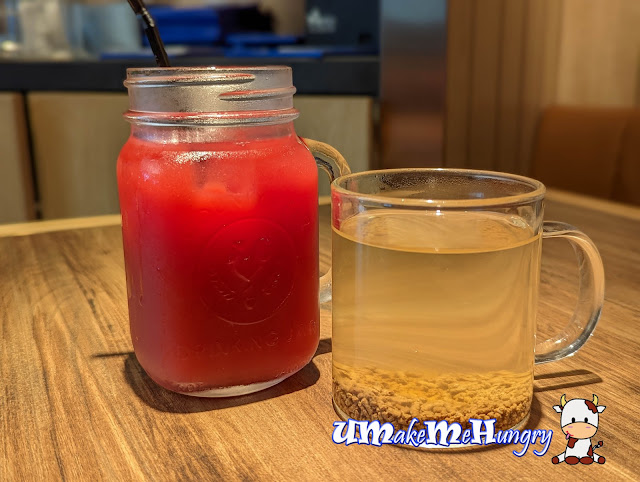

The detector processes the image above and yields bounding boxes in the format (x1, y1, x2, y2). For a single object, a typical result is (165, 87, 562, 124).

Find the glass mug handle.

(535, 221, 605, 363)
(300, 137, 351, 303)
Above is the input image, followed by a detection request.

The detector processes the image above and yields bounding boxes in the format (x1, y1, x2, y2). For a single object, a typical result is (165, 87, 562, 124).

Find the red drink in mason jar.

(117, 67, 348, 396)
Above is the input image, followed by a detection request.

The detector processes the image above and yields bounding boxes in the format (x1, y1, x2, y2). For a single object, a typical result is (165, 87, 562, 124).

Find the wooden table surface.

(1, 190, 639, 481)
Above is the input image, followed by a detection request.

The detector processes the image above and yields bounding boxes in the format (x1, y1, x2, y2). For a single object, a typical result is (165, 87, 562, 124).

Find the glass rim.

(331, 168, 546, 208)
(126, 65, 291, 74)
(125, 65, 291, 84)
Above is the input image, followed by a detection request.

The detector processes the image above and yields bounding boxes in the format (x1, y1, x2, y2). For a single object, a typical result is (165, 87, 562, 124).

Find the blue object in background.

(139, 5, 287, 48)
(224, 45, 324, 59)
(225, 33, 299, 46)
(96, 3, 377, 60)
(142, 6, 221, 46)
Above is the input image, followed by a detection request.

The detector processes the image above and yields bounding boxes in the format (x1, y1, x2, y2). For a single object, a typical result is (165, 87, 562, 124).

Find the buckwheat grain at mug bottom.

(332, 364, 532, 432)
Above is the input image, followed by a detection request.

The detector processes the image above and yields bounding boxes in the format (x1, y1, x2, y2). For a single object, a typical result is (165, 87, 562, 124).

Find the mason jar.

(118, 66, 349, 397)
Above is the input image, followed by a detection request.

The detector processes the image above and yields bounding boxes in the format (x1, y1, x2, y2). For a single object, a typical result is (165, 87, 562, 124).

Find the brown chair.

(531, 106, 640, 205)
(613, 110, 640, 205)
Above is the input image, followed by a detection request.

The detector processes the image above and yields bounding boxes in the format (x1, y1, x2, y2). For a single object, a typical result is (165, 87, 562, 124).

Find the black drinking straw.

(126, 0, 171, 67)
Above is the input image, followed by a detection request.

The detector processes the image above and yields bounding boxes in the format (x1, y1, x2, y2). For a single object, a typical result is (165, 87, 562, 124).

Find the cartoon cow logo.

(552, 394, 606, 465)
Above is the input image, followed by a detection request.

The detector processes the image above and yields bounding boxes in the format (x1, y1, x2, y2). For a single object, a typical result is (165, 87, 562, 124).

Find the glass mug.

(331, 169, 604, 438)
(117, 66, 349, 396)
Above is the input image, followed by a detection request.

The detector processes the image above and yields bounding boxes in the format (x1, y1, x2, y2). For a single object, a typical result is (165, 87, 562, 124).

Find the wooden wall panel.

(28, 92, 129, 220)
(556, 0, 640, 107)
(446, 0, 562, 175)
(516, 0, 562, 174)
(494, 0, 526, 173)
(467, 0, 503, 171)
(446, 0, 639, 178)
(0, 93, 35, 223)
(444, 0, 474, 168)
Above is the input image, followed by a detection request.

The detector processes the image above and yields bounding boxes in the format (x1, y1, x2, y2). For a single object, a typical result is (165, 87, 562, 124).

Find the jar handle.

(300, 138, 351, 303)
(535, 221, 605, 363)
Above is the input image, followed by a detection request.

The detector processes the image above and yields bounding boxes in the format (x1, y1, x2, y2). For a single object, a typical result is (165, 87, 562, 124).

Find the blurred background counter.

(1, 0, 639, 223)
